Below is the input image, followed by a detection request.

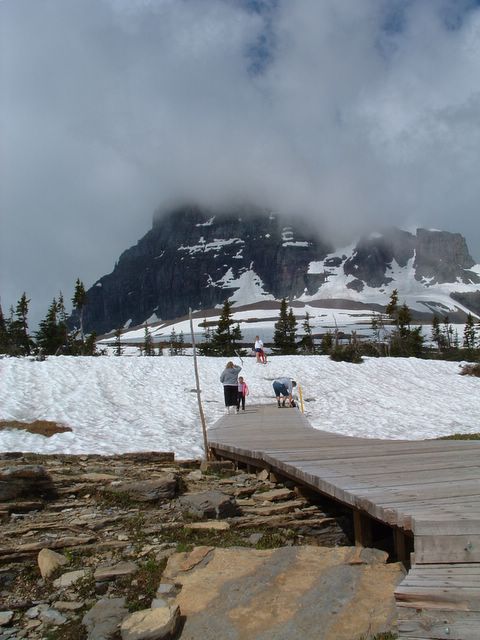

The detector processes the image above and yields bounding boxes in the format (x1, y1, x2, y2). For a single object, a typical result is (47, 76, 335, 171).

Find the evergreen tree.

(114, 328, 123, 356)
(443, 316, 453, 349)
(298, 312, 315, 354)
(36, 298, 60, 355)
(385, 289, 399, 320)
(142, 324, 155, 356)
(397, 303, 412, 339)
(0, 303, 10, 354)
(169, 327, 178, 356)
(10, 293, 32, 355)
(463, 313, 476, 351)
(431, 315, 442, 350)
(72, 279, 87, 341)
(286, 307, 298, 354)
(84, 332, 97, 356)
(198, 320, 215, 356)
(210, 301, 243, 356)
(273, 298, 290, 354)
(55, 293, 69, 354)
(178, 331, 185, 355)
(320, 331, 333, 355)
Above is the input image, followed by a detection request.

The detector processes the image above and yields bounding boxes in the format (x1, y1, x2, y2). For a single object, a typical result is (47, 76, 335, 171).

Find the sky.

(2, 0, 480, 327)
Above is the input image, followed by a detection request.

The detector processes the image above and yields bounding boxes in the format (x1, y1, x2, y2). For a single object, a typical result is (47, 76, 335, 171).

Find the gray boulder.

(179, 490, 240, 519)
(102, 474, 178, 503)
(0, 465, 56, 502)
(82, 598, 128, 640)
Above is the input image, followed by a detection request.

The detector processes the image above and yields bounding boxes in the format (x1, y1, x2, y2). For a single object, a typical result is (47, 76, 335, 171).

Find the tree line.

(0, 280, 94, 357)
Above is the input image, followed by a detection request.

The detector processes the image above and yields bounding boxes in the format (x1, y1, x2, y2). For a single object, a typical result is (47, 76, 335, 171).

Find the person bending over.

(272, 377, 296, 408)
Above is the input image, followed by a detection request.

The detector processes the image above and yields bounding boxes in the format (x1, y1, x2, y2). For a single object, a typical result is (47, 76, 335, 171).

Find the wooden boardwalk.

(208, 404, 480, 640)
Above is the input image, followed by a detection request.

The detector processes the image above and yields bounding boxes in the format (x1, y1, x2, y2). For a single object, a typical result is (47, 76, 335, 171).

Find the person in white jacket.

(220, 361, 242, 414)
(254, 336, 265, 363)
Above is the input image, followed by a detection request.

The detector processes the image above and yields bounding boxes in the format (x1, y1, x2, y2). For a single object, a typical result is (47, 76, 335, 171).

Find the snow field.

(0, 355, 479, 457)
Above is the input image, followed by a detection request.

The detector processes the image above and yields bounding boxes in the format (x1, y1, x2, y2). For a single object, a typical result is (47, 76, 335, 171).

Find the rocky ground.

(0, 452, 402, 640)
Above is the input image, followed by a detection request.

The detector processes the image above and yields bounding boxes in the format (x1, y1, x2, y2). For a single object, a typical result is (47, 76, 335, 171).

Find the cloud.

(1, 0, 480, 325)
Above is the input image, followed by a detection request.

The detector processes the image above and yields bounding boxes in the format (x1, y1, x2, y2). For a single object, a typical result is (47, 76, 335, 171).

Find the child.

(236, 376, 249, 413)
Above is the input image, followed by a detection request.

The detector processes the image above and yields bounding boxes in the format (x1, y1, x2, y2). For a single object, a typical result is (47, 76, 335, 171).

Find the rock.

(164, 545, 405, 640)
(163, 546, 214, 579)
(0, 611, 14, 626)
(242, 499, 305, 516)
(82, 598, 128, 640)
(94, 561, 138, 582)
(37, 548, 68, 579)
(156, 583, 176, 597)
(38, 608, 67, 625)
(53, 569, 88, 588)
(247, 533, 263, 545)
(53, 600, 84, 612)
(179, 490, 240, 519)
(25, 604, 49, 619)
(199, 461, 234, 473)
(256, 469, 269, 481)
(120, 605, 180, 640)
(184, 521, 230, 531)
(0, 465, 56, 502)
(252, 488, 295, 502)
(150, 598, 168, 609)
(185, 470, 202, 482)
(102, 474, 178, 503)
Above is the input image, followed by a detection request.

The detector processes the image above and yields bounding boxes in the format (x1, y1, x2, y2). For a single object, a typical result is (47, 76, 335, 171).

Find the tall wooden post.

(189, 308, 210, 460)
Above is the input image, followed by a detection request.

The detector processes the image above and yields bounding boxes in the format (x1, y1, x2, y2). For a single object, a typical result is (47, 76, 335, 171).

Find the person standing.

(236, 376, 249, 413)
(220, 361, 242, 414)
(272, 377, 296, 408)
(254, 336, 264, 363)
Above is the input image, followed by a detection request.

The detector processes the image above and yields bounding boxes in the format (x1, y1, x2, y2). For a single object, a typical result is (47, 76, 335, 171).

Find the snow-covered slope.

(1, 356, 479, 458)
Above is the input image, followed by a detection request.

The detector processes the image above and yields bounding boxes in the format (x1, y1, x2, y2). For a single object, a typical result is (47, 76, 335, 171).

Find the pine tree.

(299, 312, 315, 354)
(114, 328, 123, 356)
(463, 313, 476, 351)
(143, 324, 154, 356)
(273, 298, 290, 354)
(84, 332, 97, 356)
(287, 308, 298, 354)
(36, 298, 60, 355)
(72, 279, 87, 341)
(198, 320, 214, 356)
(443, 316, 453, 349)
(431, 315, 442, 350)
(169, 327, 178, 356)
(55, 293, 69, 354)
(178, 331, 185, 355)
(385, 289, 399, 320)
(397, 303, 412, 339)
(10, 293, 32, 355)
(0, 303, 10, 354)
(320, 331, 333, 355)
(210, 300, 243, 356)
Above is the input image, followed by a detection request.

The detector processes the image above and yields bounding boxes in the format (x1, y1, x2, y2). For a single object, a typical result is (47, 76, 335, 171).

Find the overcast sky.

(2, 0, 480, 327)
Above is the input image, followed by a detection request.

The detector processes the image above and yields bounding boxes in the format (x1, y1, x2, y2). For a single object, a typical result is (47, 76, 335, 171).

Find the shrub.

(460, 363, 480, 377)
(330, 344, 363, 364)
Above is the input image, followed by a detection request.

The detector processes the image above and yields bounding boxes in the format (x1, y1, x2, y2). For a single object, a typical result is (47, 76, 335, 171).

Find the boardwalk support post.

(189, 308, 211, 461)
(353, 511, 372, 548)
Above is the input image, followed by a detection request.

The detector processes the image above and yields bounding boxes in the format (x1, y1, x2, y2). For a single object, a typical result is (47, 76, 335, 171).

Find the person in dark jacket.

(272, 377, 296, 408)
(220, 361, 242, 414)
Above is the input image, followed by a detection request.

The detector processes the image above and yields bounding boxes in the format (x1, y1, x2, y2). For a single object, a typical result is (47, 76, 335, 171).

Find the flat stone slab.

(164, 546, 404, 640)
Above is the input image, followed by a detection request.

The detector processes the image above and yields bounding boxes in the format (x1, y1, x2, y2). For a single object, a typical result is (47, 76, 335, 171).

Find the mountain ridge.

(78, 206, 480, 335)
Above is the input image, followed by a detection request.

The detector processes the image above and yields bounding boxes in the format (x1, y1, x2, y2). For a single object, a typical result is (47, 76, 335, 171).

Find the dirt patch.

(0, 420, 72, 437)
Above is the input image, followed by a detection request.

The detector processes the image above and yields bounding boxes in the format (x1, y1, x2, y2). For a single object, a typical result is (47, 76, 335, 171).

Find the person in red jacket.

(236, 376, 249, 413)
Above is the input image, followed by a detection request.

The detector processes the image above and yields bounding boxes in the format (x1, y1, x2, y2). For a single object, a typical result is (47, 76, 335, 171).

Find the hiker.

(272, 377, 297, 408)
(220, 361, 242, 414)
(236, 376, 249, 413)
(254, 336, 265, 363)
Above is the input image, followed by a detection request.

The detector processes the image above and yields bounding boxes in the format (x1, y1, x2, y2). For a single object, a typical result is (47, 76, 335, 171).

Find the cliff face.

(82, 206, 332, 334)
(79, 206, 480, 335)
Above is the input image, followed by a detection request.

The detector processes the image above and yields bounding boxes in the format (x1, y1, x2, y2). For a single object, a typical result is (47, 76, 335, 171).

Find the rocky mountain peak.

(77, 206, 480, 335)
